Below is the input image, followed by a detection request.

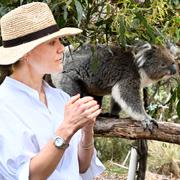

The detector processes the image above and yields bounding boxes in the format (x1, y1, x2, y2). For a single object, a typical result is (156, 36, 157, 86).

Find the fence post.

(127, 146, 138, 180)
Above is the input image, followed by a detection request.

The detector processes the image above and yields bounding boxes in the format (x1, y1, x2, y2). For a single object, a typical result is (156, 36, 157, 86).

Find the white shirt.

(0, 77, 105, 180)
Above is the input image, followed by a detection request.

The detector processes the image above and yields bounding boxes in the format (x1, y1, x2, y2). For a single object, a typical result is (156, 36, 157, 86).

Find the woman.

(0, 2, 105, 180)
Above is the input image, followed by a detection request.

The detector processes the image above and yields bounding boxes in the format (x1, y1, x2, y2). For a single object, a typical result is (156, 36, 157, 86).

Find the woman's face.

(27, 37, 64, 75)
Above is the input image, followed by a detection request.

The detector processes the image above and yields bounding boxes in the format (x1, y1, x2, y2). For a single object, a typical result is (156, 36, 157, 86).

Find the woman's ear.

(20, 53, 30, 64)
(24, 52, 30, 59)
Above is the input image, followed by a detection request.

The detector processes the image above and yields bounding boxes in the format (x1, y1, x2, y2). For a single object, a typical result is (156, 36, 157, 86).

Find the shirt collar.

(2, 76, 52, 100)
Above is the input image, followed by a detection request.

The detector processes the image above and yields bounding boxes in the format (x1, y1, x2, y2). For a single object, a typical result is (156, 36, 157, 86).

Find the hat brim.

(0, 27, 82, 65)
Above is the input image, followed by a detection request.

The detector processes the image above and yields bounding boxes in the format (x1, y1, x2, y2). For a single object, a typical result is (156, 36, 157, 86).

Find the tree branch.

(94, 117, 180, 145)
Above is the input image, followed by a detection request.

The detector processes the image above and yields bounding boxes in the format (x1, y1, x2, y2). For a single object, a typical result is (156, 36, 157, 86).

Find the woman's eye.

(49, 40, 56, 46)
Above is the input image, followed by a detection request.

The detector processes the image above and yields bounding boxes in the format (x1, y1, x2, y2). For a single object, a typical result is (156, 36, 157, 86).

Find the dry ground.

(94, 171, 180, 180)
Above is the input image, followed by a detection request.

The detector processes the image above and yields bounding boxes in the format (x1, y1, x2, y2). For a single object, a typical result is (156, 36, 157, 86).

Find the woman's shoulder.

(44, 81, 70, 101)
(55, 88, 71, 100)
(0, 82, 11, 101)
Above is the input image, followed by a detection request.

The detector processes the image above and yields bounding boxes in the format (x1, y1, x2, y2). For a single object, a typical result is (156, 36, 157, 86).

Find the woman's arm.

(78, 128, 94, 173)
(29, 94, 101, 179)
(78, 103, 101, 173)
(29, 125, 72, 180)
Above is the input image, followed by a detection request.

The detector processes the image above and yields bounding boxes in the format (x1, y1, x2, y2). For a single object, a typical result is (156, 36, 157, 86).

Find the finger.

(74, 96, 94, 105)
(77, 103, 88, 113)
(66, 94, 80, 105)
(83, 104, 100, 115)
(74, 99, 97, 112)
(83, 100, 97, 109)
(78, 100, 99, 114)
(86, 109, 102, 119)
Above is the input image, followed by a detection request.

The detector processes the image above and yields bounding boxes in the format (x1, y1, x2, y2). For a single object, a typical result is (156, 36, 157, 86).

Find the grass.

(148, 141, 180, 177)
(95, 139, 180, 178)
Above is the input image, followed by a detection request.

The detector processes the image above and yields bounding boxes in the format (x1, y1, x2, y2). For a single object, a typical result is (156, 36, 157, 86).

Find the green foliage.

(147, 79, 180, 123)
(95, 137, 132, 162)
(169, 82, 180, 120)
(1, 0, 179, 45)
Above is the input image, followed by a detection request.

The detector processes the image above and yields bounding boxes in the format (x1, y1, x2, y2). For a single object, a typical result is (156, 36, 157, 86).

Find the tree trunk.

(94, 117, 180, 145)
(136, 140, 148, 180)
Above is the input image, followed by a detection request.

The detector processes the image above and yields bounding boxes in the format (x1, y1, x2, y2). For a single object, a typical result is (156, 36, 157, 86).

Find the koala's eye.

(160, 63, 166, 68)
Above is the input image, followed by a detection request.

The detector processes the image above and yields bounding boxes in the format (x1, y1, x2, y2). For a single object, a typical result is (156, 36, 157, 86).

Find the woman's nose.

(57, 40, 64, 54)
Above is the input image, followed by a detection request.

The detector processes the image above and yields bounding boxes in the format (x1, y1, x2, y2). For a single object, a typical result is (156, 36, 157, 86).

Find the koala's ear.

(165, 39, 180, 59)
(132, 40, 151, 56)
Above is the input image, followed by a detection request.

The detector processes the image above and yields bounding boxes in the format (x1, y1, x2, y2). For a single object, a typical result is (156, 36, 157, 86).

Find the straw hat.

(0, 2, 82, 65)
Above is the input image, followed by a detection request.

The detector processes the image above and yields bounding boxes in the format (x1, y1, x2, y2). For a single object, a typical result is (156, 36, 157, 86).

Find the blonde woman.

(0, 2, 105, 180)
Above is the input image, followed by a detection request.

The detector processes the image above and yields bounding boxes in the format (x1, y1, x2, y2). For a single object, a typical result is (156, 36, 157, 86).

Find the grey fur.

(52, 42, 177, 131)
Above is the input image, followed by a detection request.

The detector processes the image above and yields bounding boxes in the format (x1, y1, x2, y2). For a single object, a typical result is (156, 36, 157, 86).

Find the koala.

(52, 42, 177, 131)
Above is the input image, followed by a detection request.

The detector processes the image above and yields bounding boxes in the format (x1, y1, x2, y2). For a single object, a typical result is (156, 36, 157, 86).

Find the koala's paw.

(142, 118, 158, 133)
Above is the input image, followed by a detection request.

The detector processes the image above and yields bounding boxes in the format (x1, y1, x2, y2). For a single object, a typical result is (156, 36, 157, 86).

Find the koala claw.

(142, 118, 158, 133)
(150, 119, 159, 128)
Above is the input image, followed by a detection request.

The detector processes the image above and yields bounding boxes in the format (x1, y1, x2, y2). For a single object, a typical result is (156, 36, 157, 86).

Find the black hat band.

(2, 24, 59, 48)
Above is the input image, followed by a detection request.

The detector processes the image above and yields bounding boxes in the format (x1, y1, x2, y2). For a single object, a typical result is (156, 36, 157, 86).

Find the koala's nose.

(169, 63, 177, 75)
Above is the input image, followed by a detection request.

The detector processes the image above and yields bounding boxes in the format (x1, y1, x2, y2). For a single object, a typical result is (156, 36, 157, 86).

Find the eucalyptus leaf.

(63, 5, 68, 22)
(106, 3, 111, 15)
(74, 0, 84, 26)
(119, 15, 126, 48)
(135, 12, 156, 43)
